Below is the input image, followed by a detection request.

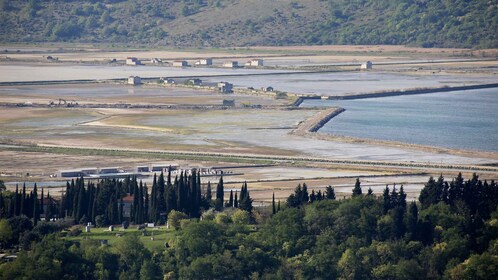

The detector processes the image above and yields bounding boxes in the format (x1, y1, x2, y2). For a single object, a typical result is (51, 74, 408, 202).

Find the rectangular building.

(172, 60, 188, 67)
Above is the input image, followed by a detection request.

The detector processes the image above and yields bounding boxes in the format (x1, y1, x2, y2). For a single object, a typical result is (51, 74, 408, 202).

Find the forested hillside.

(0, 0, 496, 48)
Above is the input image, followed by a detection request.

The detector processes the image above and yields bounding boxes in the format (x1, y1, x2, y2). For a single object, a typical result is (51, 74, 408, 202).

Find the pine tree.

(325, 185, 336, 200)
(352, 178, 362, 197)
(367, 187, 373, 196)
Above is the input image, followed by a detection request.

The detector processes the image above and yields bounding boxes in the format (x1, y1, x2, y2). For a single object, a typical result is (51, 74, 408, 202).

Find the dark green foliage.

(352, 178, 362, 197)
(1, 174, 498, 280)
(286, 183, 309, 207)
(215, 176, 224, 211)
(0, 0, 495, 48)
(238, 182, 253, 212)
(272, 192, 276, 215)
(325, 185, 336, 200)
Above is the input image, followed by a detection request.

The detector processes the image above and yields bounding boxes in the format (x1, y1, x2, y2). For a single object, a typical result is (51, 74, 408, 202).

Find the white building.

(195, 58, 213, 65)
(360, 61, 373, 70)
(172, 60, 188, 67)
(126, 57, 141, 65)
(223, 61, 238, 68)
(128, 76, 141, 85)
(246, 59, 263, 67)
(218, 82, 233, 93)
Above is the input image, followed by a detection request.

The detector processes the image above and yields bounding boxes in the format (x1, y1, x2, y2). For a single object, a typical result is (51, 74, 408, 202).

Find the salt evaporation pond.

(301, 88, 498, 152)
(211, 71, 497, 96)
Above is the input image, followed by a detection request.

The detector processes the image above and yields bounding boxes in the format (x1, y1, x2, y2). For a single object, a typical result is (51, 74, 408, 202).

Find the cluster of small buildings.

(125, 56, 264, 69)
(57, 163, 231, 179)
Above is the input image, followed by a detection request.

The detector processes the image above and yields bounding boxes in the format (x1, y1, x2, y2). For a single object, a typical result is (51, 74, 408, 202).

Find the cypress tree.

(272, 192, 276, 215)
(238, 182, 253, 212)
(151, 173, 157, 219)
(20, 183, 26, 216)
(352, 178, 362, 197)
(234, 191, 238, 208)
(310, 190, 316, 203)
(76, 181, 86, 222)
(144, 185, 149, 222)
(277, 200, 281, 212)
(33, 183, 39, 225)
(399, 186, 407, 210)
(206, 181, 212, 201)
(406, 201, 419, 241)
(40, 188, 44, 216)
(215, 177, 224, 211)
(14, 184, 19, 216)
(0, 193, 4, 218)
(229, 190, 234, 207)
(383, 186, 391, 214)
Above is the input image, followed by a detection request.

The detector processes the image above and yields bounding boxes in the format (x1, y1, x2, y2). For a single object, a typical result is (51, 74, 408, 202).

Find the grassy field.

(65, 226, 177, 251)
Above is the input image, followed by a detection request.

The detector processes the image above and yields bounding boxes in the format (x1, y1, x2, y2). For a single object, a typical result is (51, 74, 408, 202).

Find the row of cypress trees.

(0, 183, 54, 225)
(0, 169, 254, 226)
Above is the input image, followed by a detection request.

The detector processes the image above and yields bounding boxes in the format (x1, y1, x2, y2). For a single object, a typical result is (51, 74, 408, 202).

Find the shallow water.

(207, 71, 497, 96)
(301, 88, 498, 152)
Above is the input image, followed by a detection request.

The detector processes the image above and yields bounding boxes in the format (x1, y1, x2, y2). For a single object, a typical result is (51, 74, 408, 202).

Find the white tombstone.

(85, 226, 91, 233)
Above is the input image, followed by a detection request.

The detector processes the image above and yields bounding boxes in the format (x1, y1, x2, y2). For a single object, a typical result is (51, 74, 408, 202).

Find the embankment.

(329, 82, 498, 100)
(292, 107, 346, 135)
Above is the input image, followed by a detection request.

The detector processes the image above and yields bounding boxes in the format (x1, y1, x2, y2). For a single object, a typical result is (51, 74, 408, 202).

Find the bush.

(66, 225, 82, 237)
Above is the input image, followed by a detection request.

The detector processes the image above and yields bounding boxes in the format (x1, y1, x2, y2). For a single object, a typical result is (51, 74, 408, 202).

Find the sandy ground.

(0, 83, 287, 106)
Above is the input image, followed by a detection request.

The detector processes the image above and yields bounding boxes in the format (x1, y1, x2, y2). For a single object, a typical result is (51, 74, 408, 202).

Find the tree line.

(1, 173, 498, 279)
(0, 169, 253, 248)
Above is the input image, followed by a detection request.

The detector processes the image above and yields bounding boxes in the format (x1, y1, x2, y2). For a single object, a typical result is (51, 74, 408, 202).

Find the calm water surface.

(301, 88, 498, 152)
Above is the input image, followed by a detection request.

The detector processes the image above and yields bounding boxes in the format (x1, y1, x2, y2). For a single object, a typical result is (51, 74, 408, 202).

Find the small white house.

(261, 86, 274, 92)
(186, 78, 202, 86)
(360, 61, 373, 70)
(223, 61, 238, 68)
(161, 77, 176, 84)
(246, 59, 263, 67)
(128, 76, 141, 85)
(218, 82, 233, 93)
(126, 57, 141, 65)
(195, 58, 213, 65)
(172, 60, 188, 67)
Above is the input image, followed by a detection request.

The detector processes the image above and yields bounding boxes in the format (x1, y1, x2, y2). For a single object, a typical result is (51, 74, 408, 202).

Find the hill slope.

(0, 0, 496, 48)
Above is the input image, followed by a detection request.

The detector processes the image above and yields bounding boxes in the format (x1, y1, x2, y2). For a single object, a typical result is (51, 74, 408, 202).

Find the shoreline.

(305, 132, 498, 162)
